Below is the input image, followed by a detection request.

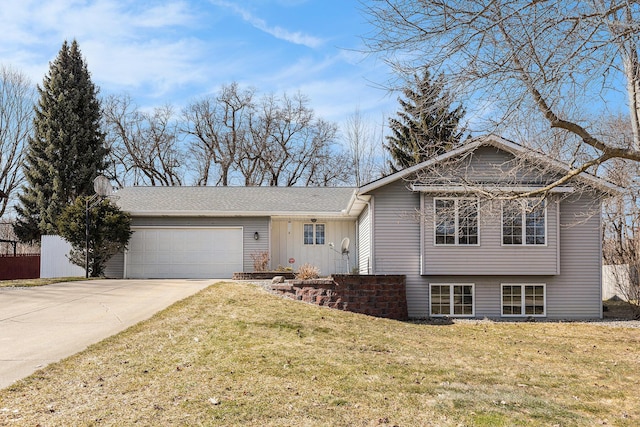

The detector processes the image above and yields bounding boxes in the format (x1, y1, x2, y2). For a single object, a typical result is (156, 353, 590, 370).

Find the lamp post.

(85, 175, 112, 278)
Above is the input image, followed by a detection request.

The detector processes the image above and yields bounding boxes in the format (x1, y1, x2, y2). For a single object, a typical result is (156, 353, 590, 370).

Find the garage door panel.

(156, 252, 176, 264)
(126, 228, 243, 279)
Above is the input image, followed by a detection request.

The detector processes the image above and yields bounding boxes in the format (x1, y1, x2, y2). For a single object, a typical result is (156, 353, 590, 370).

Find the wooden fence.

(0, 254, 40, 280)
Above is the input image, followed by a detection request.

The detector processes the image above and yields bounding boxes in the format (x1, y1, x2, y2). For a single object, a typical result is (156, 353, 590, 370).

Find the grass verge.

(1, 281, 639, 426)
(0, 277, 90, 288)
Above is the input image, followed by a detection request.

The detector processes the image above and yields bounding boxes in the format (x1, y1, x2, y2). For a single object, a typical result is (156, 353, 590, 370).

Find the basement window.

(430, 284, 475, 317)
(502, 284, 546, 317)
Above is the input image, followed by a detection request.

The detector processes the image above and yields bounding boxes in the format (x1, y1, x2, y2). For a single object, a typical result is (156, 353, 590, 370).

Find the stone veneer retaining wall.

(271, 274, 408, 320)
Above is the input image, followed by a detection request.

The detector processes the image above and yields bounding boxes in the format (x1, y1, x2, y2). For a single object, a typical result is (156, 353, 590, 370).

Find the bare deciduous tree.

(602, 158, 640, 316)
(363, 1, 640, 186)
(184, 84, 343, 187)
(260, 92, 338, 186)
(0, 65, 34, 218)
(183, 83, 254, 186)
(305, 143, 352, 186)
(103, 94, 184, 186)
(344, 106, 383, 186)
(105, 83, 346, 188)
(600, 115, 640, 313)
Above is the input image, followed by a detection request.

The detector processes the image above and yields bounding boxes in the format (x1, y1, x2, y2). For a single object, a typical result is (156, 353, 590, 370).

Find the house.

(106, 186, 357, 280)
(106, 135, 618, 319)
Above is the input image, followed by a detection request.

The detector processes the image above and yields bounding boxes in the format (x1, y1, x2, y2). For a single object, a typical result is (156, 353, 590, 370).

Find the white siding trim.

(556, 198, 561, 274)
(598, 206, 603, 318)
(268, 217, 273, 271)
(420, 193, 425, 275)
(369, 196, 375, 274)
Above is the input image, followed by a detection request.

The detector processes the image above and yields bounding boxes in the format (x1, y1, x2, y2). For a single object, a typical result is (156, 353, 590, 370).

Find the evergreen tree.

(14, 40, 107, 242)
(57, 197, 132, 277)
(385, 68, 466, 173)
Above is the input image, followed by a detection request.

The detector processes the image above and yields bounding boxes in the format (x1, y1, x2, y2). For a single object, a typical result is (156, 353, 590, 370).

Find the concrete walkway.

(0, 279, 213, 389)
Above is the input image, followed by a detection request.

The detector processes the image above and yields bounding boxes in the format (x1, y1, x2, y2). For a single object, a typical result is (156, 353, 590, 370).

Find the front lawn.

(0, 277, 88, 288)
(1, 281, 639, 426)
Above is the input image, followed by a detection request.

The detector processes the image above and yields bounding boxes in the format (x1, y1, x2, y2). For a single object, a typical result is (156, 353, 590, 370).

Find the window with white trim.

(501, 284, 546, 316)
(303, 223, 325, 245)
(430, 284, 475, 316)
(434, 198, 479, 245)
(502, 199, 546, 245)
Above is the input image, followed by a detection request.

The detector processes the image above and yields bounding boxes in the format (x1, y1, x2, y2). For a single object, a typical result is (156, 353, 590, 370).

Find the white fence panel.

(40, 235, 84, 278)
(602, 264, 630, 300)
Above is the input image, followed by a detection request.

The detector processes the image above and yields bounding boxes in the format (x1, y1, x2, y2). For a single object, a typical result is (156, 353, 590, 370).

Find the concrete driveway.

(0, 279, 213, 389)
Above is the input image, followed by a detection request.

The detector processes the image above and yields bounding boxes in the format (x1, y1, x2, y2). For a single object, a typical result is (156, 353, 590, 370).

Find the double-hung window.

(303, 223, 325, 245)
(434, 198, 479, 245)
(502, 199, 546, 245)
(502, 284, 546, 316)
(430, 284, 475, 317)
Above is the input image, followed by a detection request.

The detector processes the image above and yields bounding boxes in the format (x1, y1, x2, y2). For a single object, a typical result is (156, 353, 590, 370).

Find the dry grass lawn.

(0, 277, 88, 288)
(1, 281, 639, 426)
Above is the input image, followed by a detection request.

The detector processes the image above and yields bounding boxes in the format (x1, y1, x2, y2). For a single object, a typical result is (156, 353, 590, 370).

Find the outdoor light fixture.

(254, 232, 260, 240)
(85, 175, 113, 278)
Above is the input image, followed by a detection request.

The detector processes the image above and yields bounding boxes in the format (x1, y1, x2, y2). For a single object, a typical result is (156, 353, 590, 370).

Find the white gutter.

(410, 185, 575, 194)
(126, 210, 357, 218)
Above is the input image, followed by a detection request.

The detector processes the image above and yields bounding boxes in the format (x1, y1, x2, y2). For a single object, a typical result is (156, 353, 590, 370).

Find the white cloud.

(82, 38, 208, 98)
(0, 0, 395, 128)
(0, 0, 206, 101)
(210, 0, 324, 48)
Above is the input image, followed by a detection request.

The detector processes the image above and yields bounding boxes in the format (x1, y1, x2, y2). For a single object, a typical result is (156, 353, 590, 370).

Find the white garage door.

(125, 227, 243, 279)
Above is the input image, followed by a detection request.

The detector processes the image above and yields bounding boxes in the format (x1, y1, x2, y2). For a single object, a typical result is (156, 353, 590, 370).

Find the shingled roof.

(114, 186, 357, 217)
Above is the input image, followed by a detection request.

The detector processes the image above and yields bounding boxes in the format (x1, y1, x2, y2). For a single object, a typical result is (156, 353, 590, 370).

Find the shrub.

(296, 263, 320, 280)
(250, 251, 270, 272)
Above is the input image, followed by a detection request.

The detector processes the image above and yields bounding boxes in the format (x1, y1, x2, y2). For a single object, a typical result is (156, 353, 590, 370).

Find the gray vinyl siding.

(436, 145, 562, 184)
(124, 216, 270, 273)
(417, 145, 563, 275)
(422, 196, 559, 275)
(104, 251, 124, 278)
(368, 180, 426, 317)
(546, 194, 602, 319)
(408, 195, 602, 319)
(357, 204, 371, 274)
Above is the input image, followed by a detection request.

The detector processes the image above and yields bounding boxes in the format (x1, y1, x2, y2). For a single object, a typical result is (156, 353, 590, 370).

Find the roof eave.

(126, 210, 356, 218)
(357, 134, 624, 196)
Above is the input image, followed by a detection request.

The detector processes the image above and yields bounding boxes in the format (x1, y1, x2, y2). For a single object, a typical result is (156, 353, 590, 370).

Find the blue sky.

(0, 0, 396, 131)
